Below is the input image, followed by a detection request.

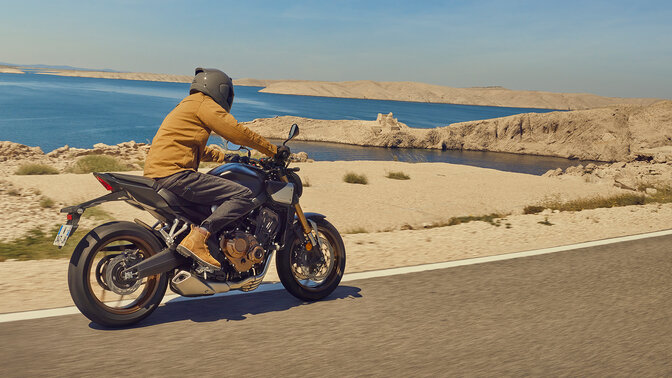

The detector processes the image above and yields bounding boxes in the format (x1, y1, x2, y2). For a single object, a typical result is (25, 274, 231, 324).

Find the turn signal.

(305, 242, 313, 251)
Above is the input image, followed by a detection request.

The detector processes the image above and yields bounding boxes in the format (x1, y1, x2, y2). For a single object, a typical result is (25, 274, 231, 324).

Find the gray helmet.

(189, 67, 235, 112)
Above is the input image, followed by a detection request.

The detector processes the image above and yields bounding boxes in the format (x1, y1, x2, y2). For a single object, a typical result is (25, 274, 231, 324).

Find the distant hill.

(259, 80, 664, 111)
(0, 62, 119, 72)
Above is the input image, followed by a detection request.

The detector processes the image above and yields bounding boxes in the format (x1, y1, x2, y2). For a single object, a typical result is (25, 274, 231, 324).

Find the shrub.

(302, 177, 311, 187)
(15, 163, 59, 175)
(343, 172, 368, 185)
(68, 155, 132, 173)
(39, 197, 55, 208)
(345, 227, 368, 234)
(523, 205, 546, 214)
(83, 207, 112, 220)
(386, 171, 410, 180)
(426, 213, 506, 228)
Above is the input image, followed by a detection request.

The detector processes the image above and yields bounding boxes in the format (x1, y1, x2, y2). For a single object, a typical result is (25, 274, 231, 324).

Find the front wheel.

(277, 218, 346, 301)
(68, 221, 168, 327)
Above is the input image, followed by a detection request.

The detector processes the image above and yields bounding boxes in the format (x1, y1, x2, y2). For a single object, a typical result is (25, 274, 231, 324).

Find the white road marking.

(1, 228, 671, 324)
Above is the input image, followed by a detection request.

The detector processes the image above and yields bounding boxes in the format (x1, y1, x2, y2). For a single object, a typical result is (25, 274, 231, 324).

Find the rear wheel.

(277, 218, 346, 301)
(68, 221, 168, 327)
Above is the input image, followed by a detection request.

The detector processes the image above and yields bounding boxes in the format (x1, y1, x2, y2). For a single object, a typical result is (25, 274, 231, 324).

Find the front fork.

(281, 175, 318, 251)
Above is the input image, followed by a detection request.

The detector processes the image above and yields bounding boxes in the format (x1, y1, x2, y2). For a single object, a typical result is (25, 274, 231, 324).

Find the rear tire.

(68, 221, 168, 327)
(277, 218, 346, 301)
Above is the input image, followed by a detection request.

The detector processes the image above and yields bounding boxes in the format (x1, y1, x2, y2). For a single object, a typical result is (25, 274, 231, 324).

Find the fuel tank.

(207, 163, 265, 196)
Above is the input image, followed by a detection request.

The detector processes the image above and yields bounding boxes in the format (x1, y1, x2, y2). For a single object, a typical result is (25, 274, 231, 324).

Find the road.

(0, 235, 670, 376)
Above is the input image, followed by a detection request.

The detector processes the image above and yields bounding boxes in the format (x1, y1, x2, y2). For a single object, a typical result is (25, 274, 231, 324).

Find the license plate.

(53, 224, 73, 247)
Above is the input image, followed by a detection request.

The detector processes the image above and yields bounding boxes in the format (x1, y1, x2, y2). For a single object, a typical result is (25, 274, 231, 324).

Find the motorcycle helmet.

(190, 67, 235, 112)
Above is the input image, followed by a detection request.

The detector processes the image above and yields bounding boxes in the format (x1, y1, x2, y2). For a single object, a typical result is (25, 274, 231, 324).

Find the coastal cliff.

(245, 100, 672, 162)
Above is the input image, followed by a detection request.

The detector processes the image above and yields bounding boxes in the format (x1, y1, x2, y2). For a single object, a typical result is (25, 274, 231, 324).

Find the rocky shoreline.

(246, 100, 672, 162)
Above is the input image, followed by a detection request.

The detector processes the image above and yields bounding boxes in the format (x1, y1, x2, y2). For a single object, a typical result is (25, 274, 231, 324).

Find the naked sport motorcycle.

(55, 124, 346, 327)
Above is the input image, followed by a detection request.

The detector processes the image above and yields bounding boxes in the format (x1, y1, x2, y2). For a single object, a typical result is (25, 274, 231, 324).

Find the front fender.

(280, 212, 328, 251)
(299, 212, 327, 222)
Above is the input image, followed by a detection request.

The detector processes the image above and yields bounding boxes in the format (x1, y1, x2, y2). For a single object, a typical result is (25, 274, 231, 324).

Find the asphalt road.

(1, 235, 670, 377)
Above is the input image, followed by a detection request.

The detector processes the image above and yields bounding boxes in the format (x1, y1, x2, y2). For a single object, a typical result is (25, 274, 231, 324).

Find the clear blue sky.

(1, 0, 671, 98)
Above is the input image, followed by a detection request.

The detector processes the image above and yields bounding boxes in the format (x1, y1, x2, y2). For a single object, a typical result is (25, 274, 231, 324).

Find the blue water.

(0, 72, 574, 174)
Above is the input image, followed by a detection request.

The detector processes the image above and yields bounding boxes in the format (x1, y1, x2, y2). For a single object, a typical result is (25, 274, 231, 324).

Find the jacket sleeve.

(202, 145, 226, 163)
(197, 97, 278, 157)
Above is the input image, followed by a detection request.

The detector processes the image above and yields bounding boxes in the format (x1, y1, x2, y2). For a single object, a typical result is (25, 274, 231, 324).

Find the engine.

(219, 231, 265, 272)
(219, 208, 280, 273)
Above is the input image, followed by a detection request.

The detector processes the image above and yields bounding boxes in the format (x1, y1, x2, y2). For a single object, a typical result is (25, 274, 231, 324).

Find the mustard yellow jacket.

(143, 92, 277, 178)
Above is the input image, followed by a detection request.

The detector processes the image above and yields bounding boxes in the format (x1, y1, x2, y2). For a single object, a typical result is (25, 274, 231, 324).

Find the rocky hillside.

(245, 101, 672, 162)
(259, 80, 663, 110)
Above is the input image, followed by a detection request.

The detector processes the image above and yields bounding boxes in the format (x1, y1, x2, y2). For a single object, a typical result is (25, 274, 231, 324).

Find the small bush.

(426, 213, 506, 228)
(345, 227, 368, 234)
(83, 207, 112, 220)
(15, 163, 59, 175)
(39, 197, 55, 208)
(386, 171, 410, 180)
(302, 177, 311, 187)
(523, 205, 546, 214)
(68, 155, 131, 174)
(343, 172, 368, 185)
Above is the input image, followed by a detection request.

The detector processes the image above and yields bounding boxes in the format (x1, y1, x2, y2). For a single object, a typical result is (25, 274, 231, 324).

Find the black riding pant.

(156, 170, 256, 233)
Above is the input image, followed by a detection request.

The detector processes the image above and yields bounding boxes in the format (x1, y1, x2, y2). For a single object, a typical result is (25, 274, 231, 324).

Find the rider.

(143, 67, 288, 270)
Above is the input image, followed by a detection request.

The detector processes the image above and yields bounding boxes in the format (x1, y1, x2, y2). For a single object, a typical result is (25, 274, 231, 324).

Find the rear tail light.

(96, 176, 113, 191)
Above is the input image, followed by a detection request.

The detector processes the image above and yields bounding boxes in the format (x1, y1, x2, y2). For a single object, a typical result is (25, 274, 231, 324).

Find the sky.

(1, 0, 671, 98)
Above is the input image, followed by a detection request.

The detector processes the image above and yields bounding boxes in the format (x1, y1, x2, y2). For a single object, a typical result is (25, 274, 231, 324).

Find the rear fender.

(59, 191, 127, 235)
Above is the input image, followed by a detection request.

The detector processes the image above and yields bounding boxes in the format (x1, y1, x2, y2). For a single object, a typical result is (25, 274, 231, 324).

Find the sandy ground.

(2, 160, 669, 313)
(2, 161, 626, 239)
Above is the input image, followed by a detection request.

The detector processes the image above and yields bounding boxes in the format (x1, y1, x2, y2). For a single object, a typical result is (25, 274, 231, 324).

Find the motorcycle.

(55, 124, 346, 327)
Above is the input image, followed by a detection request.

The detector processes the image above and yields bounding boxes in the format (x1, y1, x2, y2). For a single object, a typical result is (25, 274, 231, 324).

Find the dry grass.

(82, 207, 112, 220)
(343, 172, 368, 185)
(385, 171, 410, 180)
(0, 226, 88, 261)
(67, 155, 132, 174)
(15, 163, 59, 175)
(344, 227, 368, 234)
(39, 197, 55, 208)
(430, 213, 505, 228)
(523, 188, 672, 214)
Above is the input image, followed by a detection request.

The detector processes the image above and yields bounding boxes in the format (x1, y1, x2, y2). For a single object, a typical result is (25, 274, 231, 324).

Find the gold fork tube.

(280, 175, 312, 234)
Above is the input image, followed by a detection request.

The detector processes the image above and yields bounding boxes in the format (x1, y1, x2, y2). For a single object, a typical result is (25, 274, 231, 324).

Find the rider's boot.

(177, 225, 221, 269)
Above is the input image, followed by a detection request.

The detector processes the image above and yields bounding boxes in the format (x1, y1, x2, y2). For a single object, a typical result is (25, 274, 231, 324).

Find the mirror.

(288, 123, 299, 139)
(284, 123, 299, 145)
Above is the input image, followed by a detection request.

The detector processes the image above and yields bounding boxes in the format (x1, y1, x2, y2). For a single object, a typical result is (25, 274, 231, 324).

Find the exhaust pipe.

(170, 252, 274, 297)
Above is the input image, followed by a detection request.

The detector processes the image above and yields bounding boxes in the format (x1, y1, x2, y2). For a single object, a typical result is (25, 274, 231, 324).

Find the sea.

(0, 72, 587, 175)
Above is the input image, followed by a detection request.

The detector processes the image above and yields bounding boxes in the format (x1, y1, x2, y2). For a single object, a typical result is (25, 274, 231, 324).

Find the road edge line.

(1, 228, 670, 323)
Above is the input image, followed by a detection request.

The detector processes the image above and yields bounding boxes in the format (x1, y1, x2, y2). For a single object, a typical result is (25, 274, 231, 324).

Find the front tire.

(68, 221, 168, 327)
(277, 218, 346, 301)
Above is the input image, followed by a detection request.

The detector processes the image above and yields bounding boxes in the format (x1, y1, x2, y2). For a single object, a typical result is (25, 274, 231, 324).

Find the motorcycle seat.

(106, 173, 157, 189)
